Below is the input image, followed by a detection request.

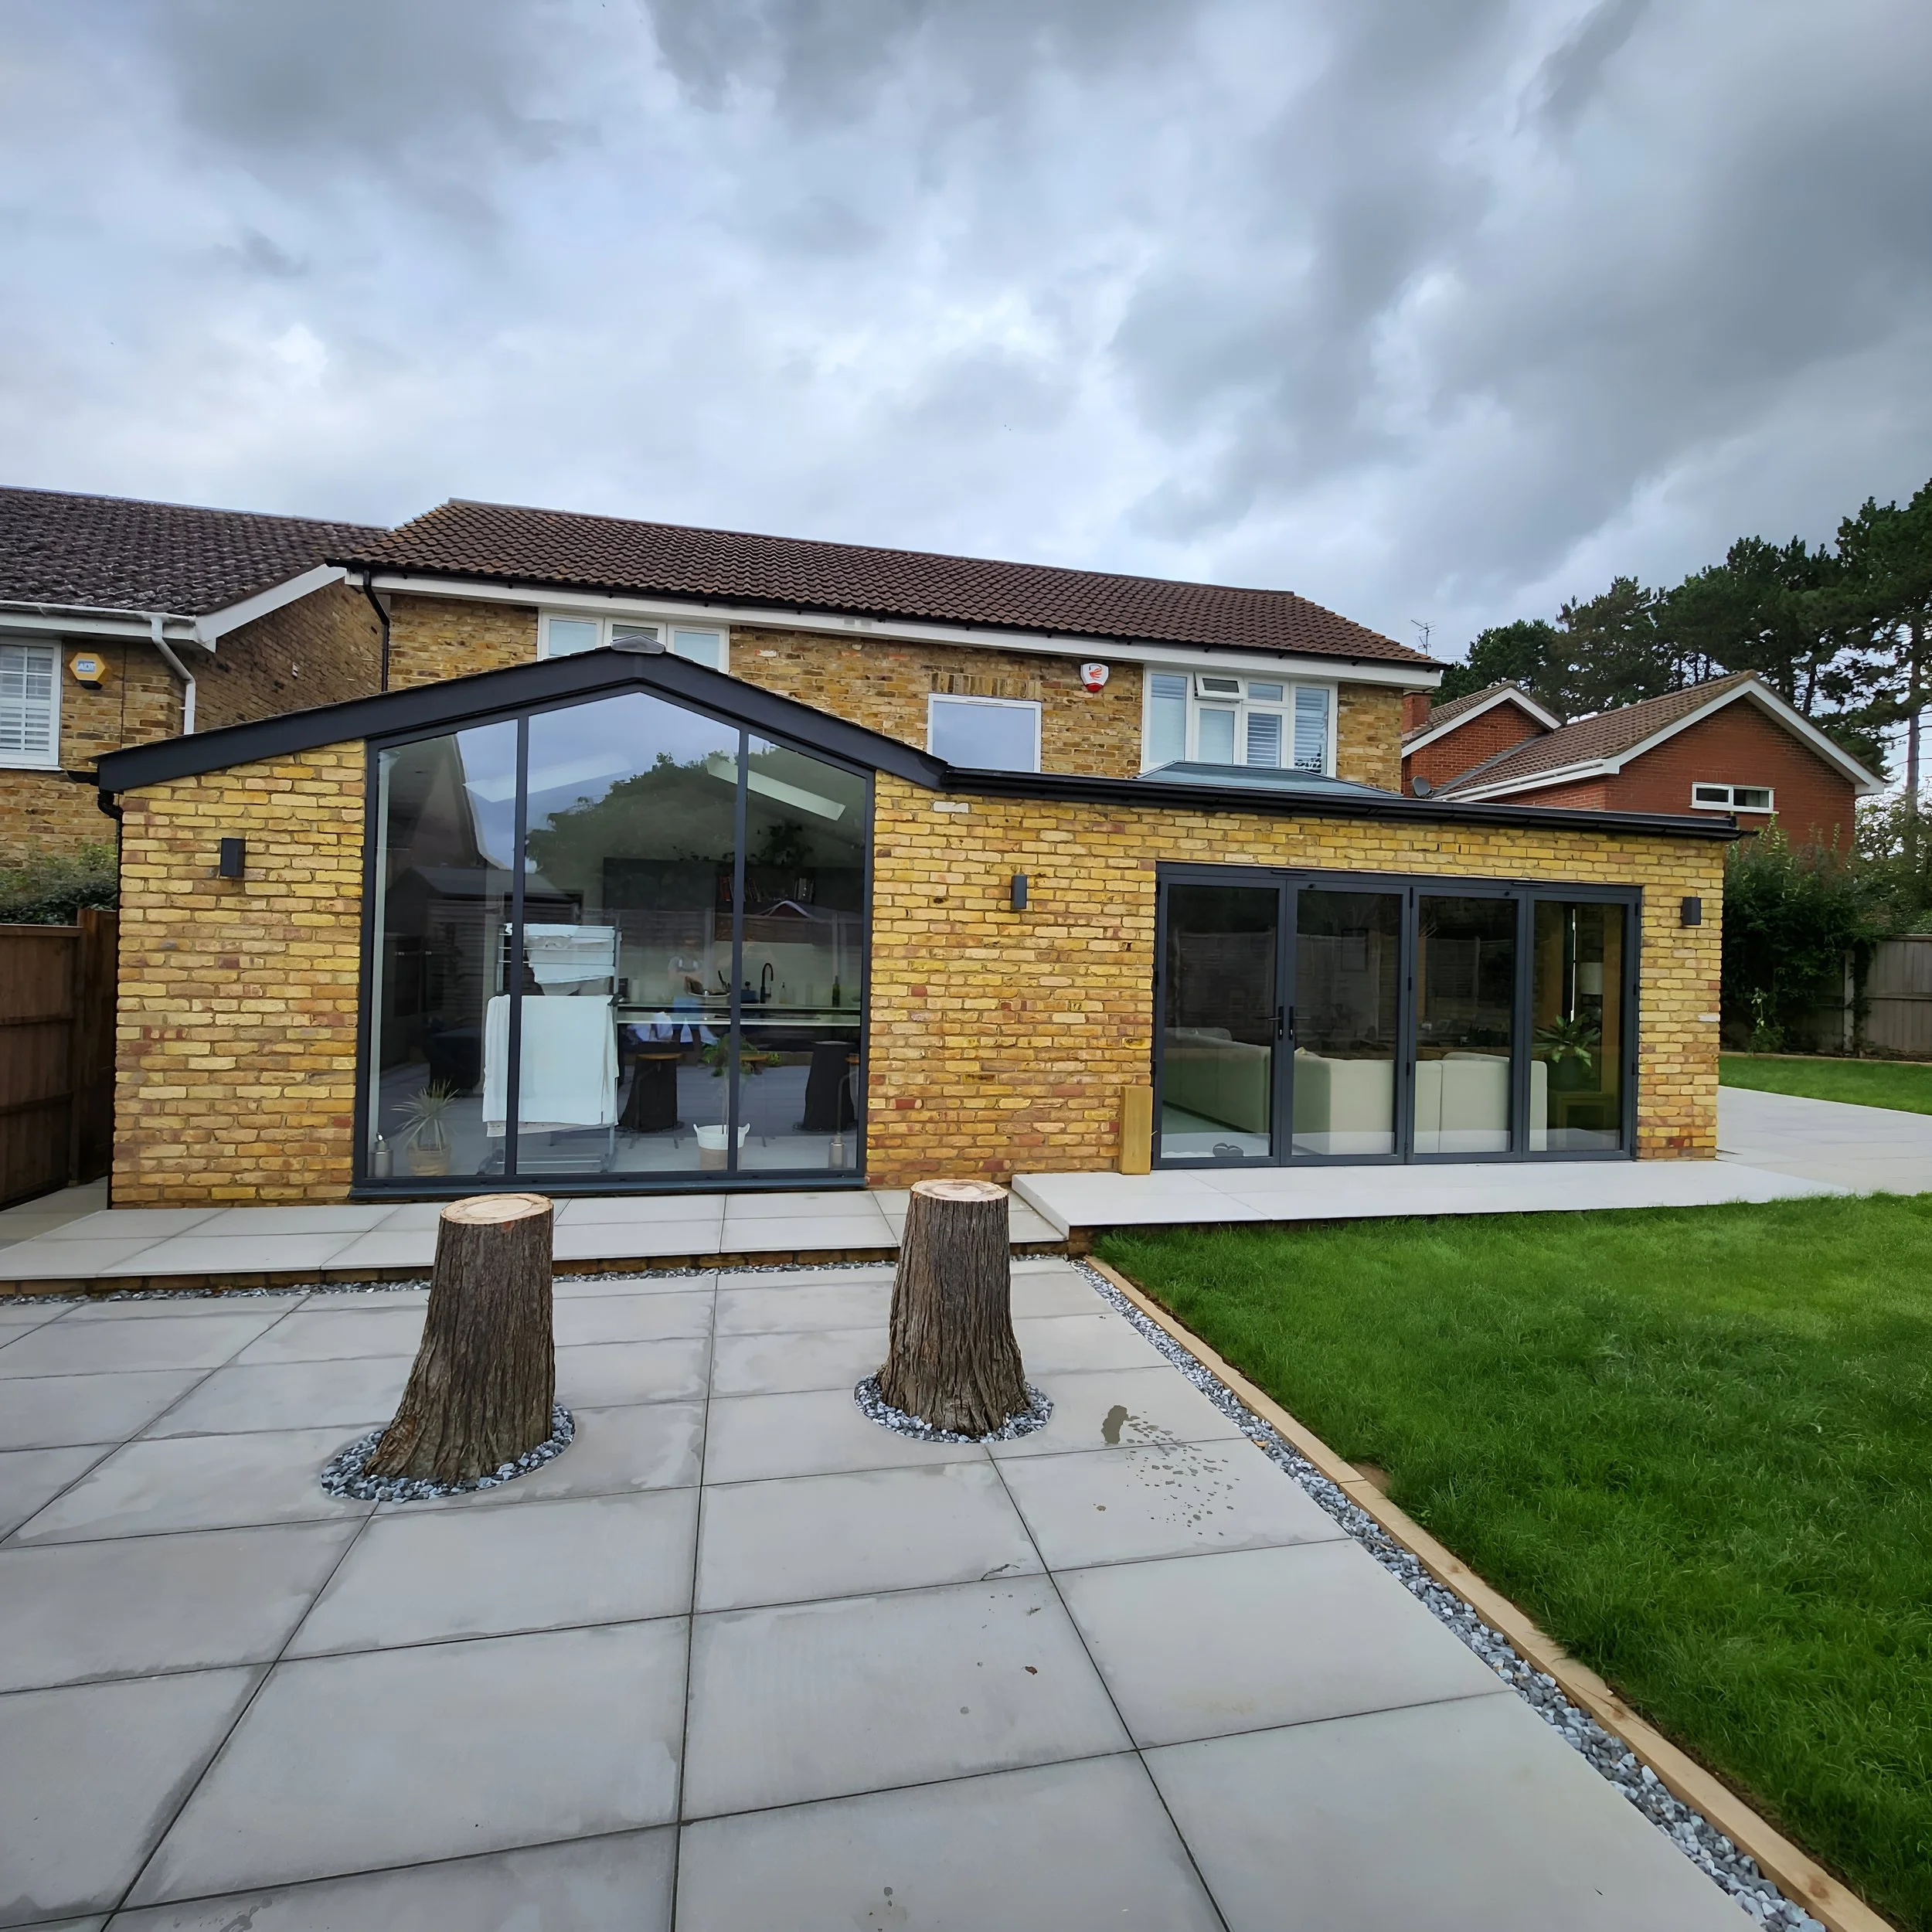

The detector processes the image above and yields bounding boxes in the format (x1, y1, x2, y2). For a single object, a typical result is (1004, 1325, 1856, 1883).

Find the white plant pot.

(695, 1122, 750, 1170)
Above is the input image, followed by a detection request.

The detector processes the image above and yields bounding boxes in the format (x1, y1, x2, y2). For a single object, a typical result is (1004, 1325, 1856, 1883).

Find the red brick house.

(1402, 672, 1881, 849)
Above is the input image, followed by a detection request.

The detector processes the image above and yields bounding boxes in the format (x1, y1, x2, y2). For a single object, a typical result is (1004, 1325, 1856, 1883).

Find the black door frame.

(1152, 862, 1641, 1169)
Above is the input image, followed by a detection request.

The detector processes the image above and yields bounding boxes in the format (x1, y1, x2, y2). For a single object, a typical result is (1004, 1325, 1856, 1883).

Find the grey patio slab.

(1145, 1696, 1755, 1931)
(130, 1621, 687, 1906)
(144, 1356, 412, 1438)
(0, 1309, 284, 1379)
(554, 1195, 726, 1229)
(552, 1219, 727, 1261)
(362, 1200, 456, 1230)
(1056, 1541, 1508, 1747)
(0, 1238, 172, 1281)
(984, 1364, 1249, 1461)
(696, 1461, 1038, 1611)
(555, 1337, 713, 1408)
(0, 1300, 63, 1331)
(101, 1235, 360, 1279)
(289, 1488, 698, 1655)
(723, 1189, 886, 1222)
(10, 1427, 376, 1544)
(0, 1368, 206, 1451)
(551, 1288, 714, 1345)
(997, 1438, 1349, 1570)
(230, 1307, 425, 1366)
(0, 1666, 260, 1927)
(702, 1387, 992, 1485)
(179, 1206, 399, 1236)
(682, 1576, 1129, 1818)
(677, 1754, 1223, 1932)
(1008, 1264, 1112, 1318)
(713, 1277, 893, 1333)
(0, 1520, 361, 1692)
(321, 1230, 438, 1271)
(295, 1286, 428, 1311)
(30, 1208, 223, 1240)
(54, 1293, 285, 1321)
(110, 1829, 677, 1932)
(379, 1400, 705, 1512)
(718, 1216, 896, 1253)
(0, 1444, 111, 1539)
(709, 1323, 887, 1396)
(1011, 1311, 1168, 1376)
(553, 1267, 716, 1297)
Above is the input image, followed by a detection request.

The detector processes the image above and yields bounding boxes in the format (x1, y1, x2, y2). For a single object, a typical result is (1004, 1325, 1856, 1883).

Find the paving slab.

(0, 1368, 206, 1451)
(0, 1520, 361, 1692)
(0, 1666, 260, 1926)
(553, 1268, 716, 1297)
(57, 1294, 287, 1320)
(288, 1489, 699, 1655)
(985, 1364, 1249, 1460)
(0, 1238, 231, 1281)
(682, 1577, 1128, 1818)
(0, 1310, 282, 1377)
(109, 1829, 676, 1932)
(296, 1287, 429, 1311)
(709, 1324, 886, 1396)
(996, 1437, 1349, 1570)
(1145, 1695, 1753, 1930)
(1012, 1311, 1168, 1375)
(0, 1444, 113, 1539)
(1057, 1540, 1508, 1746)
(555, 1196, 725, 1230)
(722, 1189, 884, 1222)
(27, 1207, 218, 1241)
(321, 1230, 438, 1272)
(702, 1388, 991, 1485)
(555, 1337, 712, 1408)
(553, 1219, 726, 1262)
(144, 1355, 410, 1438)
(98, 1235, 360, 1279)
(130, 1621, 686, 1906)
(719, 1215, 896, 1254)
(713, 1277, 892, 1333)
(230, 1307, 425, 1366)
(696, 1462, 1039, 1611)
(551, 1288, 714, 1345)
(677, 1755, 1223, 1932)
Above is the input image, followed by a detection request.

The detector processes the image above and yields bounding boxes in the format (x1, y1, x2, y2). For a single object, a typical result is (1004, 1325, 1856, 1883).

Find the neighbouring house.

(1401, 672, 1882, 847)
(94, 507, 1735, 1206)
(0, 486, 387, 864)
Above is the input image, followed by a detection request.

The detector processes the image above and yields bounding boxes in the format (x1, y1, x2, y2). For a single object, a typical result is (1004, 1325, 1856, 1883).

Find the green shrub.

(0, 842, 118, 925)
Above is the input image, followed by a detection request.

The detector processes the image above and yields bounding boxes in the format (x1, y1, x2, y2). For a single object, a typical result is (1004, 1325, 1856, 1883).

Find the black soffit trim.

(94, 645, 1739, 841)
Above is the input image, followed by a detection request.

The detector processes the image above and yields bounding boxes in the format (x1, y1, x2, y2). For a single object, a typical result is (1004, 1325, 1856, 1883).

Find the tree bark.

(362, 1192, 557, 1485)
(876, 1179, 1028, 1435)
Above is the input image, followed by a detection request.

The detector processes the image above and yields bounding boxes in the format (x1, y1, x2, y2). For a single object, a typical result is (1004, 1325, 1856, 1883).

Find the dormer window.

(539, 612, 727, 672)
(1145, 671, 1332, 774)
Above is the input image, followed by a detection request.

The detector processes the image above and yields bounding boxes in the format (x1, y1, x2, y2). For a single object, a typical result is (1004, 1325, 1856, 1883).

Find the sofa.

(1291, 1050, 1395, 1155)
(1161, 1028, 1272, 1134)
(1413, 1051, 1549, 1153)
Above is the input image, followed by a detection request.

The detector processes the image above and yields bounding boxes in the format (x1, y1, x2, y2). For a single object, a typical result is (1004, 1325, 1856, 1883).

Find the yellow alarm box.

(69, 651, 107, 689)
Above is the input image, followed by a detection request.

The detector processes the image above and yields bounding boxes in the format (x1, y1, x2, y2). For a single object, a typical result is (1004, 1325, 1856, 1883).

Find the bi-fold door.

(1153, 867, 1636, 1168)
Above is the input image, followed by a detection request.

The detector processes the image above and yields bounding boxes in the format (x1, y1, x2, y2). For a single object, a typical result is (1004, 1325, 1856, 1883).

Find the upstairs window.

(1143, 670, 1332, 774)
(0, 641, 59, 768)
(928, 693, 1041, 770)
(1692, 783, 1774, 811)
(539, 613, 727, 672)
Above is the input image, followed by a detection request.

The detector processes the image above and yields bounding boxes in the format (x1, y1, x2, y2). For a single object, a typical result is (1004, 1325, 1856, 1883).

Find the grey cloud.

(1532, 0, 1649, 131)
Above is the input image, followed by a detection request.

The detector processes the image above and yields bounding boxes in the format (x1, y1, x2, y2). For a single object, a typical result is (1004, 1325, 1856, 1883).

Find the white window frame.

(0, 638, 62, 771)
(537, 611, 729, 672)
(1692, 782, 1774, 812)
(926, 692, 1043, 772)
(1141, 668, 1335, 776)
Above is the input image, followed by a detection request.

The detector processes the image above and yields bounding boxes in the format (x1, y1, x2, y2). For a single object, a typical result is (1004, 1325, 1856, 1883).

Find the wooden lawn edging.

(1084, 1255, 1898, 1932)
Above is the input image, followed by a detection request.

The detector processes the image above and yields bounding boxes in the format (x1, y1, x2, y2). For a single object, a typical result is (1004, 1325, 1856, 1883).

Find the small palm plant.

(397, 1083, 459, 1176)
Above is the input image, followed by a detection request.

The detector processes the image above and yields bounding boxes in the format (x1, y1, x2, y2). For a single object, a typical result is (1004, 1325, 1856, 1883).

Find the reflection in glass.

(1159, 884, 1278, 1161)
(1413, 896, 1524, 1155)
(1292, 891, 1400, 1156)
(1532, 902, 1624, 1151)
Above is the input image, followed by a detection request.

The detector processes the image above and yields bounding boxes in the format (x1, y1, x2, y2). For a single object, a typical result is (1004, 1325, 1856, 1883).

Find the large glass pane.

(1196, 707, 1236, 764)
(1532, 901, 1625, 1151)
(1291, 890, 1400, 1156)
(929, 696, 1039, 770)
(1413, 896, 1516, 1155)
(1292, 687, 1328, 770)
(1159, 884, 1279, 1161)
(517, 693, 740, 1176)
(1145, 672, 1187, 768)
(735, 740, 869, 1173)
(368, 720, 519, 1180)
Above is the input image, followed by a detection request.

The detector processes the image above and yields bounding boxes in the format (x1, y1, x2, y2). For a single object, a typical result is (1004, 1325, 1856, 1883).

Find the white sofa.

(1413, 1052, 1549, 1153)
(1291, 1050, 1395, 1155)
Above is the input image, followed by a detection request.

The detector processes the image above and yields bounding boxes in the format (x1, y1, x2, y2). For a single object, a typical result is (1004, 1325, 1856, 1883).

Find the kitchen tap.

(760, 963, 774, 1004)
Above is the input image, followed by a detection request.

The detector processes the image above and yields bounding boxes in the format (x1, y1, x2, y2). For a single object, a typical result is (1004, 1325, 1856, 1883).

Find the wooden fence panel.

(1864, 936, 1932, 1056)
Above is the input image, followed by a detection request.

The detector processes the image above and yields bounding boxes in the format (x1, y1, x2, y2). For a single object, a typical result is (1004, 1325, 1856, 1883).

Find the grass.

(1722, 1052, 1932, 1115)
(1097, 1197, 1932, 1929)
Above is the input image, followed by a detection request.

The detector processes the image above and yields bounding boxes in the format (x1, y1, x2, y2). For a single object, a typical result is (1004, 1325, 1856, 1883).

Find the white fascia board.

(1443, 758, 1617, 803)
(0, 605, 199, 645)
(192, 563, 349, 646)
(363, 571, 1442, 691)
(1403, 688, 1562, 757)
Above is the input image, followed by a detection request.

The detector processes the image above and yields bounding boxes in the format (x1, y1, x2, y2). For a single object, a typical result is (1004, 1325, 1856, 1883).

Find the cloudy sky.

(1, 0, 1927, 658)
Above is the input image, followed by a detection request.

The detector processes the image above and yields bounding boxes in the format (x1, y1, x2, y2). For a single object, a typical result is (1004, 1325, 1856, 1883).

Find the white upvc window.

(0, 640, 60, 769)
(1692, 782, 1774, 811)
(927, 693, 1042, 772)
(539, 611, 728, 672)
(1143, 670, 1333, 775)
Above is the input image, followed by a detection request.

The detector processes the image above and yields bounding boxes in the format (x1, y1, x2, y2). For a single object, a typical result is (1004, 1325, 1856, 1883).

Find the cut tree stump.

(876, 1179, 1028, 1435)
(361, 1192, 557, 1485)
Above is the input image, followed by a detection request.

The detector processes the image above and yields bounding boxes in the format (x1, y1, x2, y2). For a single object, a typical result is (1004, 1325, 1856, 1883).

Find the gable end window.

(540, 613, 727, 672)
(1144, 672, 1332, 774)
(1692, 783, 1774, 811)
(0, 641, 60, 769)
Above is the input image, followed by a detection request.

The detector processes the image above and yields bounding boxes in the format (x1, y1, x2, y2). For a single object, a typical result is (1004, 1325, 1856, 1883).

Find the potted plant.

(396, 1083, 459, 1176)
(694, 1043, 781, 1168)
(1534, 1015, 1601, 1093)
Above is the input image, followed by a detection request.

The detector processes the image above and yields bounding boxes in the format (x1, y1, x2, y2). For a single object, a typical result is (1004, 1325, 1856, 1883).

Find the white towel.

(483, 995, 617, 1134)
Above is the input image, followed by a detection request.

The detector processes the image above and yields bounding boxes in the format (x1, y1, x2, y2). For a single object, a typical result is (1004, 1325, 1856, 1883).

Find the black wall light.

(217, 837, 247, 880)
(1010, 873, 1029, 912)
(1680, 895, 1702, 927)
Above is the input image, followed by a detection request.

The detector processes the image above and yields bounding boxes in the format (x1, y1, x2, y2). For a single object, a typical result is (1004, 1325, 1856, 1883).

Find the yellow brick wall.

(1336, 684, 1403, 791)
(386, 593, 538, 688)
(112, 744, 365, 1204)
(863, 776, 1724, 1185)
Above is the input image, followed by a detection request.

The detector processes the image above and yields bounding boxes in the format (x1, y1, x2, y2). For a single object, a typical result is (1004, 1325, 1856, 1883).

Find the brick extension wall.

(386, 594, 539, 688)
(1335, 685, 1403, 791)
(196, 580, 382, 731)
(1403, 699, 1552, 794)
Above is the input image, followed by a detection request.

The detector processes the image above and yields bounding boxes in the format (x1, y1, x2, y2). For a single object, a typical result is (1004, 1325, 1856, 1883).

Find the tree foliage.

(0, 842, 117, 924)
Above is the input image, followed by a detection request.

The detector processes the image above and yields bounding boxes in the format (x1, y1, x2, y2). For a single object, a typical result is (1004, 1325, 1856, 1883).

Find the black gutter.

(358, 569, 391, 692)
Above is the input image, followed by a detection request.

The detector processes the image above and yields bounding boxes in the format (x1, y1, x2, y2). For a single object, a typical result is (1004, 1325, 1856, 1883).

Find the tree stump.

(876, 1179, 1028, 1435)
(362, 1192, 557, 1485)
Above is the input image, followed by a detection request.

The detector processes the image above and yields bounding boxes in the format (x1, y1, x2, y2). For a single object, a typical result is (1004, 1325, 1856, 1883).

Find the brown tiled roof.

(1440, 674, 1759, 793)
(0, 485, 386, 617)
(341, 498, 1430, 666)
(1402, 681, 1555, 744)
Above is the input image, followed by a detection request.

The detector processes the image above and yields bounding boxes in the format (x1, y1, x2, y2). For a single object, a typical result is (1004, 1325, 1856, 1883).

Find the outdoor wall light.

(1681, 895, 1702, 927)
(217, 837, 247, 880)
(1010, 873, 1029, 912)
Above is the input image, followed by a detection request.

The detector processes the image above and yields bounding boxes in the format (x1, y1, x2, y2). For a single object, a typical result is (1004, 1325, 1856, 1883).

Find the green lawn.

(1722, 1051, 1932, 1114)
(1097, 1199, 1932, 1930)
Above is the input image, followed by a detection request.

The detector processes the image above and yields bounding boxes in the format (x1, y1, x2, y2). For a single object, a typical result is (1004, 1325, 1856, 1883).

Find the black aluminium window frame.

(1151, 862, 1641, 1170)
(349, 679, 877, 1199)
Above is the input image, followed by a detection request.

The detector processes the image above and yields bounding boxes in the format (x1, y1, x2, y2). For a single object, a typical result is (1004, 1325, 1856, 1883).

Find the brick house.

(1402, 673, 1881, 847)
(0, 487, 386, 864)
(94, 504, 1735, 1205)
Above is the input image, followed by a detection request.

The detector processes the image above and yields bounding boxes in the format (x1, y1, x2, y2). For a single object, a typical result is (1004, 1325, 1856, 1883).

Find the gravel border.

(320, 1403, 577, 1502)
(854, 1373, 1053, 1443)
(1070, 1259, 1822, 1930)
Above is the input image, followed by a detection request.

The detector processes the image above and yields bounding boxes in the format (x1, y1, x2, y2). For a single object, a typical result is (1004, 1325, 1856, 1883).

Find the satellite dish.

(1411, 776, 1434, 797)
